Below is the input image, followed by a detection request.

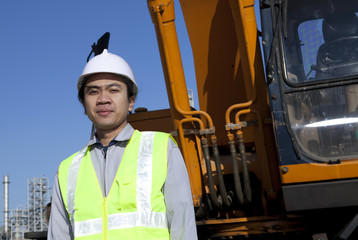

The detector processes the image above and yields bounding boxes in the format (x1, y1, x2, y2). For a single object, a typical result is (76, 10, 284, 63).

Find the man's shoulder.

(139, 131, 176, 144)
(64, 151, 80, 161)
(140, 130, 170, 136)
(59, 151, 81, 170)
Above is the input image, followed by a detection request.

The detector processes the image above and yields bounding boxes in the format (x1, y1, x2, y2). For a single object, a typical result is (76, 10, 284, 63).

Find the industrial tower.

(27, 177, 49, 233)
(1, 176, 50, 240)
(10, 208, 28, 240)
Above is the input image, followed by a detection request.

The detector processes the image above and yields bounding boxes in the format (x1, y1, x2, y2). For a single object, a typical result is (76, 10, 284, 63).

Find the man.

(48, 49, 198, 239)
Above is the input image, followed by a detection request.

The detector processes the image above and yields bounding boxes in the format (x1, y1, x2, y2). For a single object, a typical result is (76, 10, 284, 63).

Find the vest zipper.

(102, 147, 108, 196)
(102, 197, 108, 240)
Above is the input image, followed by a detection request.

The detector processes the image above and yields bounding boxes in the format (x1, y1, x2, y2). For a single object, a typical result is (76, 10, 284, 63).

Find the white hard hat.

(77, 49, 138, 97)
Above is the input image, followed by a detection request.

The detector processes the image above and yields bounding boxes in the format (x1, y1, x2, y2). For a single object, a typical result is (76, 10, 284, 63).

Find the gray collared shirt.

(48, 124, 198, 240)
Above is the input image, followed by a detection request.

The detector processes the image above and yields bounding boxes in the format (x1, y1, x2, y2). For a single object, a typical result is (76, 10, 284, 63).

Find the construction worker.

(48, 49, 198, 239)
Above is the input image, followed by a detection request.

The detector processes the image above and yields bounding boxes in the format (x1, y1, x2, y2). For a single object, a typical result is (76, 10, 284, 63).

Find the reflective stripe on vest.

(67, 144, 89, 228)
(63, 131, 169, 238)
(74, 211, 167, 237)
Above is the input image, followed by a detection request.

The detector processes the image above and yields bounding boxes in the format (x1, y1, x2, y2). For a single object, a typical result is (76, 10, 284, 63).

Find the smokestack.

(3, 175, 9, 234)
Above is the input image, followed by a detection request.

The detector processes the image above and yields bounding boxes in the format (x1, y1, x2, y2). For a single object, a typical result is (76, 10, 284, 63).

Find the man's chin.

(94, 122, 127, 132)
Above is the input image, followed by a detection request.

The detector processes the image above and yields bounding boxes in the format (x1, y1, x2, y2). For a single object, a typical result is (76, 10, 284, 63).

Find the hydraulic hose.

(237, 131, 252, 203)
(228, 138, 245, 205)
(201, 137, 222, 208)
(211, 136, 232, 207)
(235, 109, 267, 204)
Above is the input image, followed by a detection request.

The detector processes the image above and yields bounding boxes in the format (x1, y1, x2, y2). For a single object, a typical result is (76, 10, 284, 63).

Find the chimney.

(3, 175, 9, 235)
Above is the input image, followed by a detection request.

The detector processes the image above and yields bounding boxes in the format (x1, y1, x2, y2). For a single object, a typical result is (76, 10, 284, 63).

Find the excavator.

(128, 0, 358, 239)
(24, 0, 358, 239)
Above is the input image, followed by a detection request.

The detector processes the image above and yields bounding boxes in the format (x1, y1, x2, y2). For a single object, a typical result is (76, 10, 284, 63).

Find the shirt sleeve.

(47, 172, 73, 240)
(163, 138, 198, 240)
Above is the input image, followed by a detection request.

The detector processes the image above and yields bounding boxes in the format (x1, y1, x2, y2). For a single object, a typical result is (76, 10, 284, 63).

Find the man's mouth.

(97, 108, 113, 116)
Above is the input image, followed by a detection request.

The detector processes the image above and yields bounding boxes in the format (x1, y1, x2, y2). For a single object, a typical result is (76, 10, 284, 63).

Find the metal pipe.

(235, 109, 266, 148)
(227, 133, 245, 205)
(211, 135, 232, 207)
(3, 175, 10, 235)
(201, 137, 222, 208)
(178, 117, 205, 164)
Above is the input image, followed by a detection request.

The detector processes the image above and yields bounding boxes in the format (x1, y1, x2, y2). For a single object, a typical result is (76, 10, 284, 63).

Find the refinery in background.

(1, 175, 50, 240)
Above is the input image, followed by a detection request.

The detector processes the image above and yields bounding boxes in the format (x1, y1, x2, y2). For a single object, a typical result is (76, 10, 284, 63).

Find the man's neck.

(96, 122, 127, 146)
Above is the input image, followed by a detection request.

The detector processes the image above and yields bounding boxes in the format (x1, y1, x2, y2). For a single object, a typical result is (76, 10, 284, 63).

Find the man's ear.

(81, 100, 87, 115)
(128, 96, 136, 112)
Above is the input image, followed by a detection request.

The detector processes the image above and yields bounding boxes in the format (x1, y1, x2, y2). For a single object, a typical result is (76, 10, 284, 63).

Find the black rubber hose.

(211, 139, 232, 207)
(237, 134, 252, 203)
(201, 138, 222, 208)
(229, 140, 245, 205)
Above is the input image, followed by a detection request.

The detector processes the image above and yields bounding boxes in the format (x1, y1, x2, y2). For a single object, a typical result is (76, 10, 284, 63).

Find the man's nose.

(97, 91, 111, 104)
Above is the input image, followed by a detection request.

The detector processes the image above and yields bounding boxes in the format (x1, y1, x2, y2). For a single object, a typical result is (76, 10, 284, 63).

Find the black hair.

(78, 75, 135, 102)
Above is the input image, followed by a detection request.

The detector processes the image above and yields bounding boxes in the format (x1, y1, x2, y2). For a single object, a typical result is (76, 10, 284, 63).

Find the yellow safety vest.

(58, 130, 171, 239)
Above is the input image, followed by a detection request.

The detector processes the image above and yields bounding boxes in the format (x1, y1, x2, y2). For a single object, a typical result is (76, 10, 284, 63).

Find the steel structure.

(1, 176, 50, 239)
(27, 177, 49, 233)
(10, 208, 28, 240)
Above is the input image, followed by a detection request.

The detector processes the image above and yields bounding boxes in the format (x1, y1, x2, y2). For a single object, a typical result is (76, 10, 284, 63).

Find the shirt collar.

(87, 123, 135, 147)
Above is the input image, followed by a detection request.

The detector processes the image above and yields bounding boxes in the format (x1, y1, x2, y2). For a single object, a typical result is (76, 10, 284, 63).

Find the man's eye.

(110, 88, 120, 93)
(88, 90, 98, 95)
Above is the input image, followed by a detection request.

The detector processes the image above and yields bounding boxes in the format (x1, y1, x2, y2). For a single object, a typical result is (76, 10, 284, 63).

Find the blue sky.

(0, 1, 261, 225)
(0, 1, 197, 222)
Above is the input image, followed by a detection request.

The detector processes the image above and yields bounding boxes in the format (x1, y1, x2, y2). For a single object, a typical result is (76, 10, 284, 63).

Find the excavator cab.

(261, 0, 358, 211)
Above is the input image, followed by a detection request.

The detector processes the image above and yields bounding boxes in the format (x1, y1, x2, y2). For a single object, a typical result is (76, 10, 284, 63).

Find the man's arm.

(47, 172, 73, 240)
(164, 139, 198, 240)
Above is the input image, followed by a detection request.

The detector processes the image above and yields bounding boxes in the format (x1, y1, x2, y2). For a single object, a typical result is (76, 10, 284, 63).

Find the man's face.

(82, 73, 135, 134)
